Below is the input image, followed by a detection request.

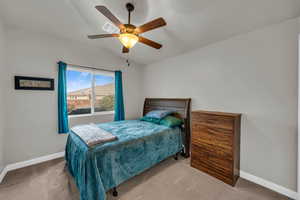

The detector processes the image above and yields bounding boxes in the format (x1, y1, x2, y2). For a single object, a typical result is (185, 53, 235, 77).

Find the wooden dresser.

(191, 110, 241, 186)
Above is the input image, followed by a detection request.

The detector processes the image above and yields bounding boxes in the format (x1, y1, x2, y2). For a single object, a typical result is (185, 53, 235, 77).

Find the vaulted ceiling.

(1, 0, 300, 65)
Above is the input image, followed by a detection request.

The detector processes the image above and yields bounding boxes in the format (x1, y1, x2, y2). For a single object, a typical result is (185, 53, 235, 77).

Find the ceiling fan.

(88, 3, 167, 53)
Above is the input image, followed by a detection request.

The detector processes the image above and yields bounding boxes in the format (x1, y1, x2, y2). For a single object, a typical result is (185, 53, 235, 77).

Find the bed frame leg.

(112, 187, 118, 197)
(180, 148, 190, 158)
(174, 152, 179, 160)
(64, 163, 68, 171)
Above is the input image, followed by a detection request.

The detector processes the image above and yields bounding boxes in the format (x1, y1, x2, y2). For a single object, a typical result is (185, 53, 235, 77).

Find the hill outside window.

(66, 66, 115, 117)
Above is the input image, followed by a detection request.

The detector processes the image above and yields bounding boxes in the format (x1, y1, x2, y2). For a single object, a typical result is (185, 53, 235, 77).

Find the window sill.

(68, 111, 115, 118)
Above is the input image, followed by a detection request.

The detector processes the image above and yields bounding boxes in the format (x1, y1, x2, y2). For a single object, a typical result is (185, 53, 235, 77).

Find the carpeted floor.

(0, 157, 291, 200)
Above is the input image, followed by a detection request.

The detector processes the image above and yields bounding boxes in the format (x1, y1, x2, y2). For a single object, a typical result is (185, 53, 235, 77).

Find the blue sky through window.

(95, 74, 114, 86)
(67, 70, 114, 92)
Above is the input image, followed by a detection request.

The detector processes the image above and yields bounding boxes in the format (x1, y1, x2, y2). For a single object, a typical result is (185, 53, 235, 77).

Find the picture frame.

(14, 76, 54, 91)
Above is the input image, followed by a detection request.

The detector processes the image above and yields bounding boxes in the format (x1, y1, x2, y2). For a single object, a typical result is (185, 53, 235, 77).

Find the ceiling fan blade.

(138, 36, 162, 49)
(122, 46, 129, 53)
(95, 6, 124, 29)
(88, 34, 119, 39)
(135, 18, 167, 34)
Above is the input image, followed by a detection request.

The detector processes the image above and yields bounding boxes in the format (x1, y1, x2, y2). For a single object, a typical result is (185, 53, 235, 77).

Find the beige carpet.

(0, 157, 291, 200)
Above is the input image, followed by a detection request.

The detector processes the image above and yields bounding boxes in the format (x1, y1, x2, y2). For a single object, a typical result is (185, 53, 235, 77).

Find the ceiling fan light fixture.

(118, 33, 139, 48)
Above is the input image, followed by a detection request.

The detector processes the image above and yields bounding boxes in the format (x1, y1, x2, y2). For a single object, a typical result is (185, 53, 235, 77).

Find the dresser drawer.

(192, 124, 233, 150)
(192, 112, 234, 130)
(191, 144, 233, 177)
(192, 140, 232, 159)
(191, 159, 234, 185)
(191, 144, 233, 179)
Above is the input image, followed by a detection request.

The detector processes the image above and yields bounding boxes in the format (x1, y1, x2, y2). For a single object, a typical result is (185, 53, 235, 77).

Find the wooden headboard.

(143, 98, 191, 158)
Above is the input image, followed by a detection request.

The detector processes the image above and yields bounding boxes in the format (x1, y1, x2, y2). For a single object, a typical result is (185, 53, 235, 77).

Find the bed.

(65, 98, 191, 200)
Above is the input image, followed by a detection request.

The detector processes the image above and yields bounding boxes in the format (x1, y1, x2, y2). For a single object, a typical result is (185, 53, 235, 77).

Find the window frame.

(67, 66, 115, 118)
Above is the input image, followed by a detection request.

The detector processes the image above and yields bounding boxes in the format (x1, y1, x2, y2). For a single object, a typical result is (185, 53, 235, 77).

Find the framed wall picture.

(15, 76, 54, 91)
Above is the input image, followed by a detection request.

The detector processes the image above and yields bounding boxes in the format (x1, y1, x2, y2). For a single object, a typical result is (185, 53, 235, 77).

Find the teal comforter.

(66, 120, 183, 200)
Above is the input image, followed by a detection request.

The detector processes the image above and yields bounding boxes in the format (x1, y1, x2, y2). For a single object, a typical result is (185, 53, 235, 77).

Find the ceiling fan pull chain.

(126, 53, 130, 67)
(126, 59, 130, 67)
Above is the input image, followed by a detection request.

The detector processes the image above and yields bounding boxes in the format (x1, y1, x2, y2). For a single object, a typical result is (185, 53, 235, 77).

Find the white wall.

(0, 18, 6, 172)
(3, 26, 144, 164)
(142, 18, 298, 191)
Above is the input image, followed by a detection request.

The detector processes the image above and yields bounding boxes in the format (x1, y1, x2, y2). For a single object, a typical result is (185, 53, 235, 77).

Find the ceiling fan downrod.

(126, 3, 134, 24)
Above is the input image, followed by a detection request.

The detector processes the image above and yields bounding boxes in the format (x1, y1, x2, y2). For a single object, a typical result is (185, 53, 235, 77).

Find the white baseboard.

(0, 151, 65, 184)
(6, 152, 65, 171)
(240, 171, 298, 199)
(0, 166, 8, 183)
(0, 153, 298, 200)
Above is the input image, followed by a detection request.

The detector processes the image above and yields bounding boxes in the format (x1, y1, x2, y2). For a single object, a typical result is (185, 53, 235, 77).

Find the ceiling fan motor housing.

(120, 24, 137, 34)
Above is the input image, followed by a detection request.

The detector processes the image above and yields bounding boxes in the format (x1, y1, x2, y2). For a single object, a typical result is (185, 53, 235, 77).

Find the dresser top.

(192, 110, 242, 117)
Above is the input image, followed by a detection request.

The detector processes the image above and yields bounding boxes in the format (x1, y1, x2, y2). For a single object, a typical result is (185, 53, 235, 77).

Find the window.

(67, 67, 115, 116)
